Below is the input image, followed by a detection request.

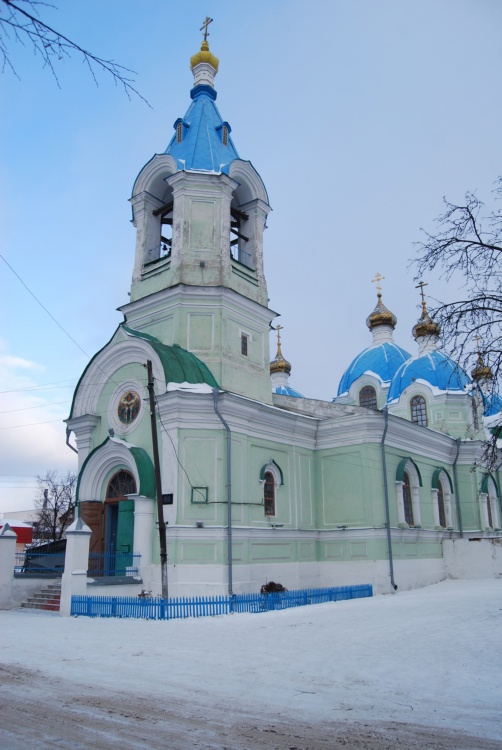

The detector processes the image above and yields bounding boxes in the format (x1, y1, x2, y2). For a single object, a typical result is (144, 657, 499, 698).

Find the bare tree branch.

(0, 0, 150, 105)
(414, 178, 502, 387)
(33, 470, 76, 542)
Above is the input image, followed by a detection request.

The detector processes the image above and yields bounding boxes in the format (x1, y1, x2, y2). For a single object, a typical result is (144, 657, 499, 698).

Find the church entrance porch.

(81, 470, 137, 577)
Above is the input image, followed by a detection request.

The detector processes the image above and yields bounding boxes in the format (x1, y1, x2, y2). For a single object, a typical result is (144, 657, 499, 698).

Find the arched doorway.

(104, 470, 136, 574)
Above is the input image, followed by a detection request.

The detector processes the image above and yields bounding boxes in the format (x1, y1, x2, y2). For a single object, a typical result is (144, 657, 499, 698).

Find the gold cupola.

(471, 349, 493, 383)
(270, 324, 291, 375)
(190, 18, 219, 89)
(190, 40, 219, 72)
(366, 273, 397, 332)
(412, 281, 440, 341)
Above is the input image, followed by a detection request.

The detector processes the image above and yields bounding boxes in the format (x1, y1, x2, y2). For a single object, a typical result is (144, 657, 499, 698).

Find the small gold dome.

(270, 325, 291, 375)
(412, 310, 440, 340)
(366, 294, 397, 330)
(270, 355, 291, 376)
(190, 41, 219, 72)
(471, 352, 493, 382)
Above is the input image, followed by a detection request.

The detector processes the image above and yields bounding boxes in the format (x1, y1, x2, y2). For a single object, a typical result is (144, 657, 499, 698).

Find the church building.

(66, 31, 501, 597)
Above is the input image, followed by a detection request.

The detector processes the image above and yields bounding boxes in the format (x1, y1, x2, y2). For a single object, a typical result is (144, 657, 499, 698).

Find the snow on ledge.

(166, 382, 214, 394)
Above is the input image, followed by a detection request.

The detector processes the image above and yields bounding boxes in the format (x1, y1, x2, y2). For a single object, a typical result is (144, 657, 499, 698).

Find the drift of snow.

(0, 579, 501, 748)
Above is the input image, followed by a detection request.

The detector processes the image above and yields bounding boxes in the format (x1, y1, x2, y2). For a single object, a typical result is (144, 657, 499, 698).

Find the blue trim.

(190, 84, 217, 101)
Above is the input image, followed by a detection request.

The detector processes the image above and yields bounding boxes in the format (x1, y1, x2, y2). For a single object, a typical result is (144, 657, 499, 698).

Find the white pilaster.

(60, 517, 92, 617)
(0, 524, 17, 609)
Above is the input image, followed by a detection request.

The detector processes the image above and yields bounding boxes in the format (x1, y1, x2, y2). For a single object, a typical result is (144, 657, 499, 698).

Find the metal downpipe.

(452, 437, 463, 538)
(212, 389, 233, 596)
(381, 407, 398, 590)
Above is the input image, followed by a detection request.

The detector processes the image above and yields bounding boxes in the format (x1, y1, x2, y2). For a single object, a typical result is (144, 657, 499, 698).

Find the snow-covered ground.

(1, 579, 501, 749)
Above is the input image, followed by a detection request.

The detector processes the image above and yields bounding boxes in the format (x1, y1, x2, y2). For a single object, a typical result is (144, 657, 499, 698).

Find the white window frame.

(396, 460, 422, 527)
(481, 478, 501, 530)
(432, 470, 453, 529)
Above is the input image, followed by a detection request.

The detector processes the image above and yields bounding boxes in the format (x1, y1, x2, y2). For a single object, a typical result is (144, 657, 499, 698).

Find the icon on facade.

(118, 391, 141, 425)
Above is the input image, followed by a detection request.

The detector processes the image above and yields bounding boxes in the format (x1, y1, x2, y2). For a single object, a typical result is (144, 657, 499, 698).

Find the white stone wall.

(443, 538, 502, 579)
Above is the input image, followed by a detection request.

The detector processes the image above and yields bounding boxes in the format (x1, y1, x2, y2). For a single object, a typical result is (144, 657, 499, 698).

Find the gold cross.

(274, 324, 284, 357)
(415, 281, 428, 313)
(372, 273, 385, 294)
(200, 17, 213, 41)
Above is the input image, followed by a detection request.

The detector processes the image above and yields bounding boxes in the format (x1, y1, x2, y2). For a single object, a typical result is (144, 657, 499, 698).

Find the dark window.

(241, 334, 248, 356)
(176, 121, 183, 143)
(410, 395, 427, 427)
(487, 494, 493, 529)
(403, 471, 414, 525)
(472, 398, 479, 430)
(264, 471, 275, 516)
(222, 125, 228, 146)
(106, 470, 136, 499)
(359, 385, 377, 409)
(438, 484, 446, 528)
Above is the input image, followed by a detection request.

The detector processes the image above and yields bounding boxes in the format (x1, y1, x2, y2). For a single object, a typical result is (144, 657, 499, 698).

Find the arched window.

(410, 395, 428, 427)
(403, 471, 414, 526)
(437, 482, 446, 528)
(396, 459, 422, 527)
(359, 385, 377, 409)
(264, 471, 275, 516)
(106, 470, 136, 499)
(487, 477, 499, 529)
(230, 205, 252, 267)
(432, 468, 454, 529)
(472, 397, 479, 430)
(176, 121, 183, 143)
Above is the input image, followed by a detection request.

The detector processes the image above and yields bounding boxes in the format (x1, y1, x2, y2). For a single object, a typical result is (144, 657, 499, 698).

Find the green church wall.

(175, 428, 316, 532)
(315, 445, 382, 529)
(457, 466, 481, 529)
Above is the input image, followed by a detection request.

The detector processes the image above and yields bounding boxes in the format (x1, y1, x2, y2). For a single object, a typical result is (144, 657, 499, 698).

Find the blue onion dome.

(270, 326, 304, 398)
(387, 351, 471, 403)
(483, 391, 502, 418)
(387, 301, 470, 403)
(337, 289, 410, 397)
(273, 385, 305, 398)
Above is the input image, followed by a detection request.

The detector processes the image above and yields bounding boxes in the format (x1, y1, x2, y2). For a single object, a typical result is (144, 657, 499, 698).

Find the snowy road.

(1, 579, 501, 749)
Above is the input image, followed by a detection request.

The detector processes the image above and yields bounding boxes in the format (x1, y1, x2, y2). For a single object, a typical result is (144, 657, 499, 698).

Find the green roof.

(122, 326, 218, 387)
(68, 324, 218, 419)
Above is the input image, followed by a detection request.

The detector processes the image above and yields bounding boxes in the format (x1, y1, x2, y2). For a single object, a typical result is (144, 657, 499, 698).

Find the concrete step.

(21, 601, 60, 611)
(20, 583, 61, 612)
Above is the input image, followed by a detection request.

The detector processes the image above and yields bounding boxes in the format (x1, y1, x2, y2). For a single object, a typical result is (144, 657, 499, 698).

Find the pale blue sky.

(1, 0, 501, 511)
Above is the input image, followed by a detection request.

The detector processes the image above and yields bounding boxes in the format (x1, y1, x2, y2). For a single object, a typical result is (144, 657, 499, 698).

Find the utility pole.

(146, 359, 168, 599)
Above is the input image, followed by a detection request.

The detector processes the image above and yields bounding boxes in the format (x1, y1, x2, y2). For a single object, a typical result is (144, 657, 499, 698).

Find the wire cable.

(1, 254, 92, 360)
(1, 255, 121, 392)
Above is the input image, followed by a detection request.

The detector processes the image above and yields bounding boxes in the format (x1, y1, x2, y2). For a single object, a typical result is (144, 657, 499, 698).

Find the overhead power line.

(1, 254, 92, 360)
(0, 419, 64, 430)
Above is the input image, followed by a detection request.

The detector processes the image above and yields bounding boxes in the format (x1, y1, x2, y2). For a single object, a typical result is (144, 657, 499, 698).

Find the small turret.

(412, 281, 440, 353)
(270, 325, 303, 398)
(366, 273, 397, 344)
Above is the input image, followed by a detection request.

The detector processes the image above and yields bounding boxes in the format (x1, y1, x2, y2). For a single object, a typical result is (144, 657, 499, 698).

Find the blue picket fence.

(71, 584, 372, 620)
